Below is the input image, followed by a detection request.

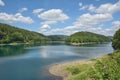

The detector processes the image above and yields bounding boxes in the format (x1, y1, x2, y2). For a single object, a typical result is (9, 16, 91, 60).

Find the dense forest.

(0, 23, 49, 44)
(65, 31, 110, 43)
(112, 29, 120, 50)
(47, 35, 67, 41)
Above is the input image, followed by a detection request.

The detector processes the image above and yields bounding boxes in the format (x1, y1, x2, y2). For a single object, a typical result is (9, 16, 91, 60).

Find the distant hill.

(0, 23, 49, 44)
(47, 35, 67, 41)
(107, 36, 113, 40)
(65, 31, 110, 44)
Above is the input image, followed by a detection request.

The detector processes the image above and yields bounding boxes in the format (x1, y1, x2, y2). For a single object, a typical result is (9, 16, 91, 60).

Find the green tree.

(112, 29, 120, 50)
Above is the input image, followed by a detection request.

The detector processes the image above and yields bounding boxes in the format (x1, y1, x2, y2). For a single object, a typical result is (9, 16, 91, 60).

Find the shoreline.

(49, 59, 94, 80)
(48, 54, 109, 80)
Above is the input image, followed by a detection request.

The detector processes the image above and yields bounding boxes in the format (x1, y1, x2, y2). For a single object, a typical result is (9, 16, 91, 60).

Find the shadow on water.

(0, 43, 47, 57)
(0, 45, 27, 57)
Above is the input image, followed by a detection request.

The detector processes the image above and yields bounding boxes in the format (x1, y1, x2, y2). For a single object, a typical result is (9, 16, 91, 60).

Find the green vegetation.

(0, 23, 49, 44)
(47, 35, 67, 41)
(65, 32, 110, 43)
(64, 29, 120, 80)
(66, 51, 120, 80)
(112, 29, 120, 50)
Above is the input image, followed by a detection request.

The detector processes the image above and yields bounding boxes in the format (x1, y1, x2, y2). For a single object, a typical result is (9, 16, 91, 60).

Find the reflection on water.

(0, 42, 113, 80)
(0, 45, 26, 57)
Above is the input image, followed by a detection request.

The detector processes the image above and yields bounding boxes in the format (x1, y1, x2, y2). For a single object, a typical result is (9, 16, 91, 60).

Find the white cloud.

(33, 8, 44, 15)
(38, 9, 69, 21)
(106, 21, 120, 35)
(19, 7, 28, 13)
(73, 13, 112, 28)
(41, 1, 120, 36)
(39, 9, 69, 32)
(79, 2, 88, 10)
(89, 0, 120, 14)
(41, 21, 57, 25)
(86, 21, 120, 36)
(80, 5, 88, 10)
(79, 2, 82, 7)
(42, 13, 113, 35)
(0, 12, 34, 24)
(88, 4, 96, 12)
(0, 0, 4, 6)
(40, 24, 51, 32)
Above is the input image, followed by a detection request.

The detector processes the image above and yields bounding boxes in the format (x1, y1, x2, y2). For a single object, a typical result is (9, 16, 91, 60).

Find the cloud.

(18, 7, 28, 13)
(85, 21, 120, 36)
(39, 9, 69, 32)
(79, 2, 83, 7)
(0, 12, 34, 24)
(42, 13, 113, 35)
(88, 4, 96, 12)
(41, 21, 57, 25)
(106, 21, 120, 35)
(89, 0, 120, 14)
(38, 9, 69, 21)
(0, 0, 4, 6)
(40, 24, 51, 32)
(44, 20, 120, 36)
(73, 13, 112, 28)
(79, 2, 88, 10)
(33, 8, 44, 15)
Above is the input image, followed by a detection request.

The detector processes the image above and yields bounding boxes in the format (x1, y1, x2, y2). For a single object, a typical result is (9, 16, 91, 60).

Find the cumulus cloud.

(40, 24, 51, 32)
(33, 8, 44, 15)
(73, 13, 112, 28)
(89, 0, 120, 14)
(41, 21, 57, 25)
(42, 13, 114, 35)
(0, 12, 34, 24)
(18, 7, 28, 13)
(39, 9, 69, 32)
(106, 21, 120, 35)
(85, 21, 120, 36)
(38, 9, 69, 21)
(41, 1, 120, 36)
(88, 4, 96, 12)
(0, 0, 4, 6)
(79, 2, 89, 10)
(44, 20, 120, 36)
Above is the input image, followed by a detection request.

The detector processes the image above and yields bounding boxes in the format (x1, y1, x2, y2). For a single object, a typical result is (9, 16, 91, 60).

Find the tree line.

(0, 23, 49, 44)
(65, 31, 110, 43)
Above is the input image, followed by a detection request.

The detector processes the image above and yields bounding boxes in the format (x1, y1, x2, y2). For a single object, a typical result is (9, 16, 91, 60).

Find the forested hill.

(47, 35, 67, 41)
(65, 31, 110, 43)
(0, 23, 49, 44)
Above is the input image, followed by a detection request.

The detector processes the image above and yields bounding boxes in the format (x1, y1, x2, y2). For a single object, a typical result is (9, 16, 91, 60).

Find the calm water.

(0, 42, 113, 80)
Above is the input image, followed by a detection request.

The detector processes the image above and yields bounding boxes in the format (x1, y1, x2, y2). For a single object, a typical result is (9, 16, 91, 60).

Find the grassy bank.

(49, 51, 120, 80)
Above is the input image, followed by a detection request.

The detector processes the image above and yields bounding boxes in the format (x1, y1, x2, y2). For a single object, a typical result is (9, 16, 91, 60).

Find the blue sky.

(0, 0, 120, 36)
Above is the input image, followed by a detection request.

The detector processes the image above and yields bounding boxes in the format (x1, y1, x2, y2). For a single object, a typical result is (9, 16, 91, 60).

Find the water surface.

(0, 43, 113, 80)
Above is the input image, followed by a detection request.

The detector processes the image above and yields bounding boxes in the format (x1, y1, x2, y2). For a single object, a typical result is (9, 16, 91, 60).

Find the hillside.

(49, 29, 120, 80)
(65, 31, 110, 44)
(47, 35, 67, 41)
(0, 23, 49, 44)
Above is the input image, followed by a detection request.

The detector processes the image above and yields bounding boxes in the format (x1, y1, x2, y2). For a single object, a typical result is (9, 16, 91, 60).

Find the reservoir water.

(0, 42, 113, 80)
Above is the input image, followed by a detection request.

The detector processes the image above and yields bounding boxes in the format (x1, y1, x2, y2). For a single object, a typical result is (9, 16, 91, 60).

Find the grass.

(65, 51, 120, 80)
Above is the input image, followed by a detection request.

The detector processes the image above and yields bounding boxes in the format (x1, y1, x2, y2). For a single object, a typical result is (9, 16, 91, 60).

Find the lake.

(0, 42, 113, 80)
